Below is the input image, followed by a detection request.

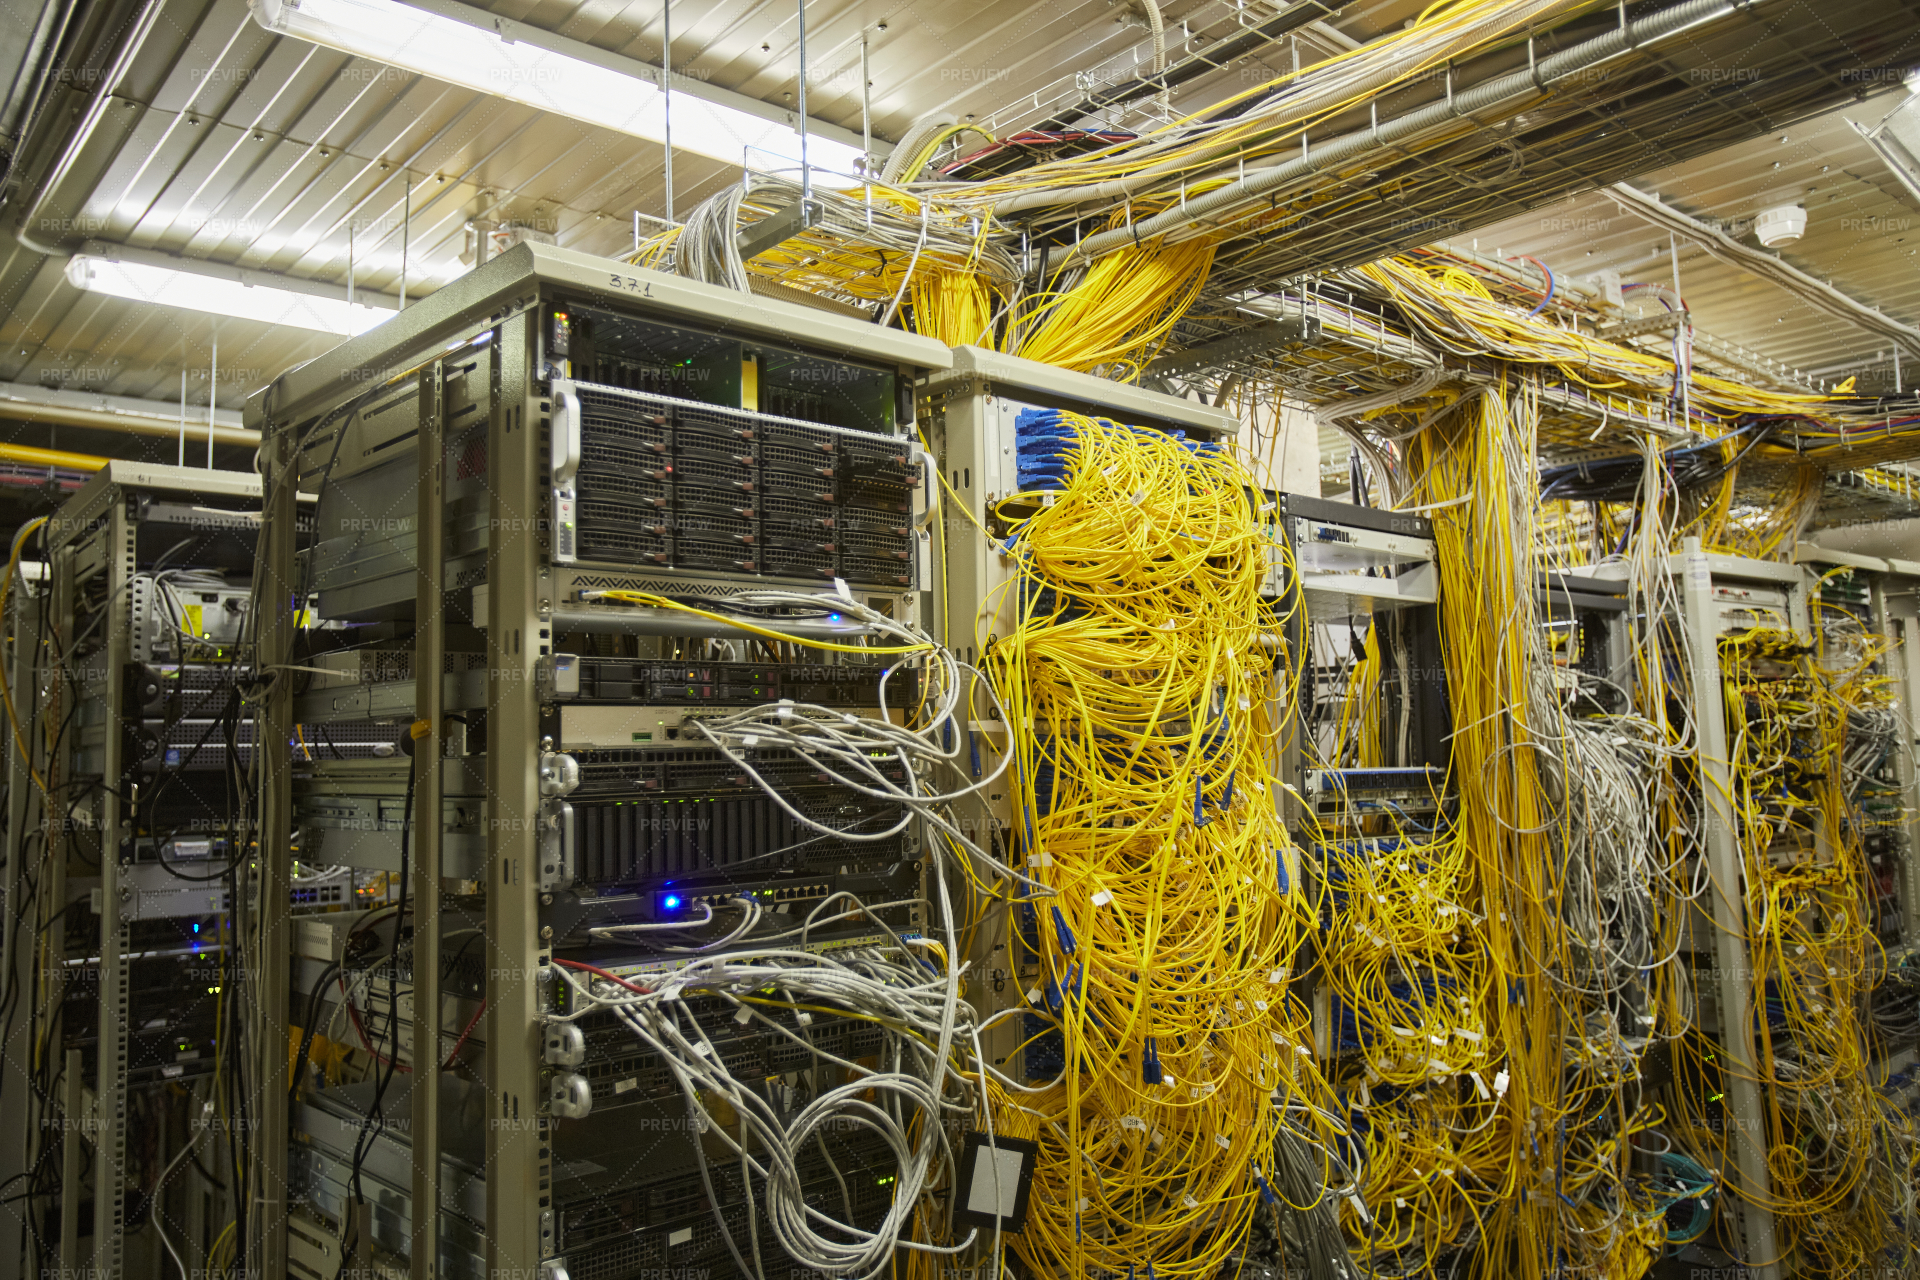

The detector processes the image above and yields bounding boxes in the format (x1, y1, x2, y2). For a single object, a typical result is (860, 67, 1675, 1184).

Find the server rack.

(1875, 573, 1920, 951)
(1266, 493, 1449, 824)
(1248, 495, 1457, 1091)
(3, 463, 267, 1280)
(248, 241, 952, 1280)
(914, 344, 1241, 1113)
(1586, 542, 1815, 1280)
(1793, 546, 1920, 1069)
(0, 553, 45, 1277)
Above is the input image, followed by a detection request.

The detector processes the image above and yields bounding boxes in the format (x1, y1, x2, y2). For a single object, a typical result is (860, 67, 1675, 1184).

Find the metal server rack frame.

(1590, 541, 1813, 1280)
(248, 240, 951, 1280)
(915, 344, 1241, 1088)
(1869, 572, 1920, 949)
(1255, 495, 1448, 1068)
(1792, 543, 1920, 954)
(0, 555, 45, 1280)
(28, 463, 263, 1280)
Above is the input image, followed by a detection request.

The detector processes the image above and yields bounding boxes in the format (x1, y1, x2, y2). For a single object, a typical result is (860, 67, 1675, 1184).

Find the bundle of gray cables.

(669, 175, 1018, 314)
(551, 944, 980, 1280)
(547, 587, 1050, 1277)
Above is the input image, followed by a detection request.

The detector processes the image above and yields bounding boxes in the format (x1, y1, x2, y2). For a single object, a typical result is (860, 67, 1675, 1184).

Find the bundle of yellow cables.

(1668, 624, 1911, 1275)
(1389, 378, 1674, 1280)
(983, 412, 1339, 1279)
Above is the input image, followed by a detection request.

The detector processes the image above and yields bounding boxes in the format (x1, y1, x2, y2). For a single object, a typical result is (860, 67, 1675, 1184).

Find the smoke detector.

(1754, 204, 1807, 247)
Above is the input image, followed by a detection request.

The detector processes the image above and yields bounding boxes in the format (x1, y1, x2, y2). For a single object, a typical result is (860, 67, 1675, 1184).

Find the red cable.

(339, 974, 412, 1074)
(442, 1000, 487, 1068)
(554, 957, 652, 996)
(339, 977, 489, 1072)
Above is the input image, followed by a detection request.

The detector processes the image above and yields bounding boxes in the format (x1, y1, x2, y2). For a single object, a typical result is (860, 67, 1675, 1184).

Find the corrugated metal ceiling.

(0, 0, 1416, 418)
(0, 0, 1914, 454)
(1464, 86, 1920, 388)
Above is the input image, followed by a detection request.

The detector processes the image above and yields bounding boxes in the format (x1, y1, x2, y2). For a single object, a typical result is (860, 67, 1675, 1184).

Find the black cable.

(441, 930, 483, 988)
(345, 747, 416, 1213)
(289, 960, 342, 1102)
(142, 687, 251, 881)
(1538, 421, 1775, 503)
(189, 1146, 227, 1192)
(221, 873, 247, 1273)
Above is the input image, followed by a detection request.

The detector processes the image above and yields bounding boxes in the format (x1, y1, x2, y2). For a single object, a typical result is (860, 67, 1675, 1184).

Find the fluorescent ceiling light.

(249, 0, 863, 175)
(66, 255, 394, 335)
